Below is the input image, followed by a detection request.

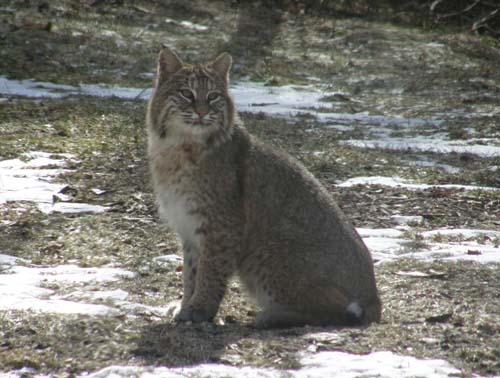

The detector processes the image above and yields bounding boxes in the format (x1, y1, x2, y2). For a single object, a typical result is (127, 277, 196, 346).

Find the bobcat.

(146, 46, 381, 328)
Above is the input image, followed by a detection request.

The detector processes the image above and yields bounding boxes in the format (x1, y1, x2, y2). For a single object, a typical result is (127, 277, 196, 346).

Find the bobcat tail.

(345, 297, 381, 325)
(323, 287, 381, 326)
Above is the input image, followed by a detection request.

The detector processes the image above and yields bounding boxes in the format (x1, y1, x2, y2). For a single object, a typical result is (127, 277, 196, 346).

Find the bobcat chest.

(158, 188, 203, 249)
(151, 142, 202, 177)
(151, 144, 205, 247)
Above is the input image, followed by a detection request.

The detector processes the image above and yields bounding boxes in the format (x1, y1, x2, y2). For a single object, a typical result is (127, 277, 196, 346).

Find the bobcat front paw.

(175, 304, 216, 323)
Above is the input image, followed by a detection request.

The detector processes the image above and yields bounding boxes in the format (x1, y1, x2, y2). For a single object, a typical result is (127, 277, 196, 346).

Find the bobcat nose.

(194, 99, 210, 120)
(196, 109, 208, 119)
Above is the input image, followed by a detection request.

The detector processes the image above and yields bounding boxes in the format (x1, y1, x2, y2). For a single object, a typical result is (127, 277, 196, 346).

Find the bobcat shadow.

(134, 318, 352, 367)
(134, 320, 248, 366)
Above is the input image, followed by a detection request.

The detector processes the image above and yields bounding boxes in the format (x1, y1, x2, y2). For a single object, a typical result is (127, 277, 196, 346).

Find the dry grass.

(0, 0, 499, 376)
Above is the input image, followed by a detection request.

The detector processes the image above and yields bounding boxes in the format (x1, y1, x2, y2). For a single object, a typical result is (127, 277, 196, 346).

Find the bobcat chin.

(146, 46, 382, 328)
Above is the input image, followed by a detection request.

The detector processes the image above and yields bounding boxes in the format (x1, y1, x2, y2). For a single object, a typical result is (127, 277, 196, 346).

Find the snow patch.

(81, 351, 460, 378)
(0, 76, 143, 99)
(358, 228, 500, 264)
(0, 76, 441, 128)
(2, 76, 499, 159)
(0, 263, 133, 315)
(358, 228, 408, 261)
(343, 138, 500, 158)
(0, 152, 70, 204)
(338, 176, 499, 192)
(164, 18, 209, 32)
(390, 215, 424, 226)
(153, 254, 182, 266)
(232, 82, 440, 129)
(0, 151, 107, 214)
(38, 202, 108, 214)
(0, 253, 173, 317)
(0, 254, 28, 267)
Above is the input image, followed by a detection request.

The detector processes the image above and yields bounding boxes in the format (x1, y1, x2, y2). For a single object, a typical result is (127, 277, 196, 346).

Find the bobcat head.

(147, 46, 236, 145)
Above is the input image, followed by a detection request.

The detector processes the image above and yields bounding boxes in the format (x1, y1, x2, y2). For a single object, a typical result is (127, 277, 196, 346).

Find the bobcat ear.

(212, 53, 232, 82)
(157, 45, 183, 82)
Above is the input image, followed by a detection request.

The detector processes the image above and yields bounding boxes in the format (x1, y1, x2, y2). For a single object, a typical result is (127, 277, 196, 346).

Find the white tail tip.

(346, 301, 363, 319)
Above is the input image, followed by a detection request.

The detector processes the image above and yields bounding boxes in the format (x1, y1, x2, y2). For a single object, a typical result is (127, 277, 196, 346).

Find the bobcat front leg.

(165, 240, 200, 318)
(181, 240, 200, 306)
(176, 244, 235, 323)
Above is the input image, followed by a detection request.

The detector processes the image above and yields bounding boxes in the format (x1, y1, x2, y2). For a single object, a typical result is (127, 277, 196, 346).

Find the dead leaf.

(17, 18, 52, 32)
(426, 313, 453, 323)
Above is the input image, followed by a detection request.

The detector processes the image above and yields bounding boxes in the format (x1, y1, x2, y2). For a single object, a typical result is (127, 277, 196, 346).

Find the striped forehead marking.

(187, 67, 218, 91)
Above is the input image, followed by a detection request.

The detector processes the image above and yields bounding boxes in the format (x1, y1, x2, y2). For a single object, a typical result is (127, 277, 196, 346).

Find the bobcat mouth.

(190, 118, 213, 127)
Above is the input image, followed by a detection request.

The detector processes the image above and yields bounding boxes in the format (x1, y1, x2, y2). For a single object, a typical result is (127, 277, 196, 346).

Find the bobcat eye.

(207, 92, 221, 102)
(180, 89, 194, 101)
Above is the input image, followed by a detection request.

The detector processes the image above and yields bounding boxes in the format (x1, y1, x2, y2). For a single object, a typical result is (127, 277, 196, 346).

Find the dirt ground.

(0, 0, 499, 376)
